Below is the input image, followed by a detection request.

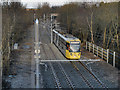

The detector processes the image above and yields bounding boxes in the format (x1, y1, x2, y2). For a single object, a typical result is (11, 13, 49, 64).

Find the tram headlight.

(78, 53, 80, 56)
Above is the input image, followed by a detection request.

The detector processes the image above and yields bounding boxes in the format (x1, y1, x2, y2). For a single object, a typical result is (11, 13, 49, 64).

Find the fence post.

(107, 49, 109, 63)
(89, 43, 90, 52)
(97, 46, 98, 56)
(93, 44, 94, 54)
(113, 52, 115, 67)
(86, 41, 87, 50)
(102, 48, 103, 59)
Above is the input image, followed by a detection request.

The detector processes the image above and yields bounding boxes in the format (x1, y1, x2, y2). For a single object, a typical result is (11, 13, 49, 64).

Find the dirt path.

(6, 25, 35, 88)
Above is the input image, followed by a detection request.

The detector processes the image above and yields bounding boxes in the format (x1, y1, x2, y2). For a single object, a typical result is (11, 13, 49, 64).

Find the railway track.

(41, 24, 75, 88)
(41, 44, 62, 88)
(78, 61, 107, 88)
(45, 27, 98, 88)
(70, 61, 107, 88)
(48, 45, 75, 89)
(42, 23, 107, 88)
(49, 62, 62, 88)
(70, 61, 93, 88)
(45, 26, 100, 88)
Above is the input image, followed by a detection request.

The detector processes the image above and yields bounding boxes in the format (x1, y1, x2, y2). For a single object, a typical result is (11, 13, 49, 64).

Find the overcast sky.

(21, 0, 71, 8)
(21, 0, 119, 8)
(1, 0, 119, 8)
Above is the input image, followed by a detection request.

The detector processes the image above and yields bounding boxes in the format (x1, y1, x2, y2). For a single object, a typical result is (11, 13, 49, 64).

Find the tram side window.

(66, 43, 70, 50)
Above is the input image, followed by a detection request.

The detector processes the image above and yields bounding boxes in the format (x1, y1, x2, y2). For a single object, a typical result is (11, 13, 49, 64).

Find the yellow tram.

(53, 30, 81, 59)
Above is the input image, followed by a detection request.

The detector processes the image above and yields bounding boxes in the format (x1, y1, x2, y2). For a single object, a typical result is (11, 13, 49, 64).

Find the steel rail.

(70, 61, 94, 88)
(78, 61, 107, 88)
(45, 22, 105, 88)
(48, 43, 75, 89)
(47, 28, 93, 88)
(41, 44, 62, 88)
(49, 62, 62, 88)
(47, 27, 94, 88)
(58, 62, 75, 88)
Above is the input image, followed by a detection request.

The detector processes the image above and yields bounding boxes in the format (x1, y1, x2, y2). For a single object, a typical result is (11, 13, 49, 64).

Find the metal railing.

(86, 41, 120, 69)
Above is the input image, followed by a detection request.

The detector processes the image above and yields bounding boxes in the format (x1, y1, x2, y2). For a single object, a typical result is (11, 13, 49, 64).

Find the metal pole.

(97, 46, 98, 56)
(86, 41, 87, 50)
(102, 48, 103, 59)
(55, 21, 57, 30)
(89, 43, 90, 52)
(51, 15, 53, 44)
(55, 33, 56, 43)
(113, 52, 115, 67)
(107, 49, 109, 63)
(57, 36, 59, 46)
(93, 44, 94, 54)
(34, 13, 35, 20)
(35, 19, 40, 88)
(44, 14, 45, 23)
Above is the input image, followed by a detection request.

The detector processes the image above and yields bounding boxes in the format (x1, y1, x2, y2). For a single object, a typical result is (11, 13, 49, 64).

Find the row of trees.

(2, 2, 34, 75)
(55, 2, 120, 53)
(35, 2, 120, 53)
(35, 3, 51, 19)
(2, 2, 119, 75)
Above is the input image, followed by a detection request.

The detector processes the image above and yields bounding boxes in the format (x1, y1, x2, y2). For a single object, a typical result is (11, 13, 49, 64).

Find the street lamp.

(36, 19, 39, 24)
(35, 18, 40, 88)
